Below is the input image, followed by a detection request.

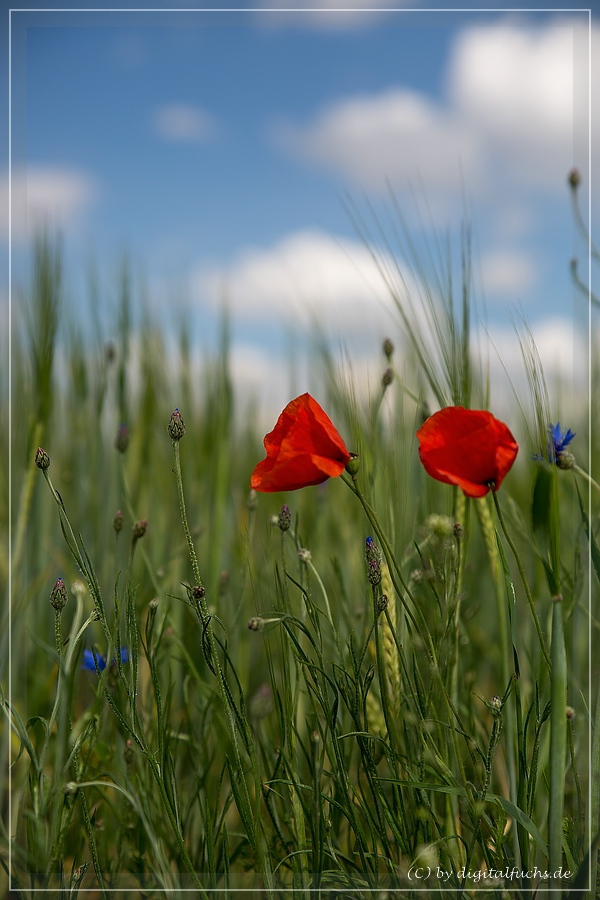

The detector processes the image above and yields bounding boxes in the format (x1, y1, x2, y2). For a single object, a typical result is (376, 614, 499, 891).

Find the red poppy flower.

(416, 406, 518, 498)
(251, 393, 351, 492)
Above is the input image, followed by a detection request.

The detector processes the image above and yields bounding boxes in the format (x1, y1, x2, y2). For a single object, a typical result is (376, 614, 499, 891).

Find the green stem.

(548, 595, 567, 881)
(574, 465, 600, 497)
(491, 490, 551, 671)
(171, 439, 274, 895)
(589, 671, 600, 897)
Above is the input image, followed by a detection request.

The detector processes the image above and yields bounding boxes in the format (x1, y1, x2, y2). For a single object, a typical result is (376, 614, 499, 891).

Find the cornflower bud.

(124, 739, 135, 768)
(35, 447, 50, 470)
(453, 522, 464, 540)
(132, 519, 147, 540)
(191, 584, 206, 602)
(218, 570, 229, 596)
(383, 337, 394, 360)
(50, 577, 68, 612)
(382, 367, 393, 388)
(247, 616, 264, 632)
(377, 594, 389, 614)
(113, 510, 124, 533)
(249, 683, 273, 719)
(277, 504, 291, 532)
(365, 536, 382, 587)
(115, 423, 129, 453)
(557, 451, 575, 470)
(168, 408, 186, 441)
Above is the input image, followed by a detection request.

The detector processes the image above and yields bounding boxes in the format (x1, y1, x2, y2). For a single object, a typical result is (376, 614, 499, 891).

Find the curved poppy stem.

(490, 490, 551, 671)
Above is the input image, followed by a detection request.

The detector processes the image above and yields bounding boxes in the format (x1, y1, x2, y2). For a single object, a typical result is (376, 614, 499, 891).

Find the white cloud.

(193, 229, 397, 337)
(274, 88, 482, 203)
(152, 104, 217, 143)
(273, 18, 597, 209)
(479, 250, 536, 297)
(0, 167, 95, 242)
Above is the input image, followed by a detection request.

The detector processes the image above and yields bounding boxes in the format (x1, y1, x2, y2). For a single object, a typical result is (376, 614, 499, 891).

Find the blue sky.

(3, 3, 597, 414)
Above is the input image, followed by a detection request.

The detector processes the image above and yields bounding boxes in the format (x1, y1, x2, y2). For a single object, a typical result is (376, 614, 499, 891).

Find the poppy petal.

(416, 406, 518, 498)
(251, 393, 351, 492)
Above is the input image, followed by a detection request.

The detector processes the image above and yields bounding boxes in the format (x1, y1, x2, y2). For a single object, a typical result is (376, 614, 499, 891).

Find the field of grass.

(1, 204, 598, 898)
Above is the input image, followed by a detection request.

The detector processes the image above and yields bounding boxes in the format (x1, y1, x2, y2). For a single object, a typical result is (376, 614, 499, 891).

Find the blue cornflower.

(548, 422, 576, 464)
(81, 647, 129, 672)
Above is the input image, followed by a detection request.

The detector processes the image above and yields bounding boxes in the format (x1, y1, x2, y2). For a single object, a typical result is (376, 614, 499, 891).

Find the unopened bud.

(132, 519, 147, 540)
(377, 594, 389, 614)
(490, 694, 502, 715)
(453, 522, 464, 540)
(148, 597, 159, 612)
(50, 577, 68, 612)
(124, 739, 134, 767)
(191, 584, 206, 602)
(557, 451, 575, 470)
(383, 337, 394, 360)
(298, 548, 312, 563)
(115, 423, 129, 453)
(568, 168, 581, 189)
(168, 408, 186, 441)
(566, 706, 575, 721)
(277, 504, 291, 532)
(382, 367, 393, 388)
(35, 447, 50, 470)
(247, 488, 258, 511)
(345, 453, 360, 478)
(247, 616, 264, 632)
(113, 510, 124, 534)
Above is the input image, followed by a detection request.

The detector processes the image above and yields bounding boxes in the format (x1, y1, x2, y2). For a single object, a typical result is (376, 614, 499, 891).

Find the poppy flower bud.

(35, 447, 50, 470)
(568, 168, 581, 189)
(277, 504, 291, 532)
(168, 408, 186, 442)
(383, 337, 394, 361)
(148, 597, 159, 612)
(382, 367, 393, 388)
(247, 616, 264, 632)
(490, 694, 502, 715)
(298, 548, 312, 563)
(50, 577, 68, 612)
(115, 424, 129, 453)
(345, 454, 360, 478)
(113, 510, 124, 533)
(132, 519, 147, 540)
